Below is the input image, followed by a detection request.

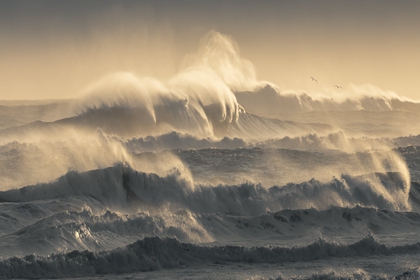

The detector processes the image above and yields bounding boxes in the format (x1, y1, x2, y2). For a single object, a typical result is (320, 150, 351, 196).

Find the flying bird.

(310, 77, 318, 83)
(334, 85, 343, 89)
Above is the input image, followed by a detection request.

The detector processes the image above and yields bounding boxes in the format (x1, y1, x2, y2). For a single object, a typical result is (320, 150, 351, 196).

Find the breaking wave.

(235, 83, 420, 117)
(1, 30, 420, 279)
(0, 164, 413, 214)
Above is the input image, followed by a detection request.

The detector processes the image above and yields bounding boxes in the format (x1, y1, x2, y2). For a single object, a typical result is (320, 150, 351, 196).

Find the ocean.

(1, 32, 420, 278)
(1, 80, 420, 279)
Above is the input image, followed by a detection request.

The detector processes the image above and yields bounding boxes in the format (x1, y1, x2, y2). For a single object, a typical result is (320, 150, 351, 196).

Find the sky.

(1, 0, 420, 100)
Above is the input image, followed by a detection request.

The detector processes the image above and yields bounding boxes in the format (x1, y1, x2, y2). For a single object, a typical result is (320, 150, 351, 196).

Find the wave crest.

(0, 165, 412, 213)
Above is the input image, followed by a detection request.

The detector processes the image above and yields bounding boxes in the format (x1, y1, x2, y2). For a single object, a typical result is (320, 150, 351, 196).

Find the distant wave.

(235, 83, 420, 117)
(256, 131, 394, 152)
(126, 131, 419, 153)
(126, 131, 248, 152)
(125, 130, 366, 153)
(1, 235, 419, 278)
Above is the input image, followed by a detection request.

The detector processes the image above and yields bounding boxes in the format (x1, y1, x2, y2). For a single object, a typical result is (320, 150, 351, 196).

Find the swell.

(1, 235, 419, 278)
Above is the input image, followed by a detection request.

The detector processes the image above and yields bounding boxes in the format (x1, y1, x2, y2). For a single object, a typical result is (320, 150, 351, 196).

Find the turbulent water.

(2, 32, 420, 279)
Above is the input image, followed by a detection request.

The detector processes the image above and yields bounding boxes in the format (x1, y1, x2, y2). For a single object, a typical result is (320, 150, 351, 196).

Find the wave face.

(1, 31, 420, 279)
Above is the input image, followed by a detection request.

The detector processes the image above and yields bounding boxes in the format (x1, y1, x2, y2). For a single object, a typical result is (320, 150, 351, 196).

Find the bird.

(310, 77, 318, 83)
(334, 85, 343, 89)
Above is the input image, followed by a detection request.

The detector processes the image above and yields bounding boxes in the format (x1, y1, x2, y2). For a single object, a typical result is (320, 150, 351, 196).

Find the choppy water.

(2, 32, 420, 279)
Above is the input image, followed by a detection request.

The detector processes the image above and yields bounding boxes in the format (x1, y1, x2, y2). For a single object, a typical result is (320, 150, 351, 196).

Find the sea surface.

(1, 78, 420, 279)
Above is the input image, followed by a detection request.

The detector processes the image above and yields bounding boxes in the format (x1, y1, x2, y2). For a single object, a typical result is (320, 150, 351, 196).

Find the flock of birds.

(310, 76, 343, 89)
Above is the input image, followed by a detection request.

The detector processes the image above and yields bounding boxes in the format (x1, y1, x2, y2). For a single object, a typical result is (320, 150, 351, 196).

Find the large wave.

(0, 164, 412, 214)
(63, 31, 420, 141)
(70, 31, 258, 139)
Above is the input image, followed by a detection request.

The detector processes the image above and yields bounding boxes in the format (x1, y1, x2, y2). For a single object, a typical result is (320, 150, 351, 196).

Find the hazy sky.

(1, 0, 420, 100)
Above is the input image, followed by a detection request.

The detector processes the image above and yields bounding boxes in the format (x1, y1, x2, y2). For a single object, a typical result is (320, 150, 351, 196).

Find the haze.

(1, 0, 419, 100)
